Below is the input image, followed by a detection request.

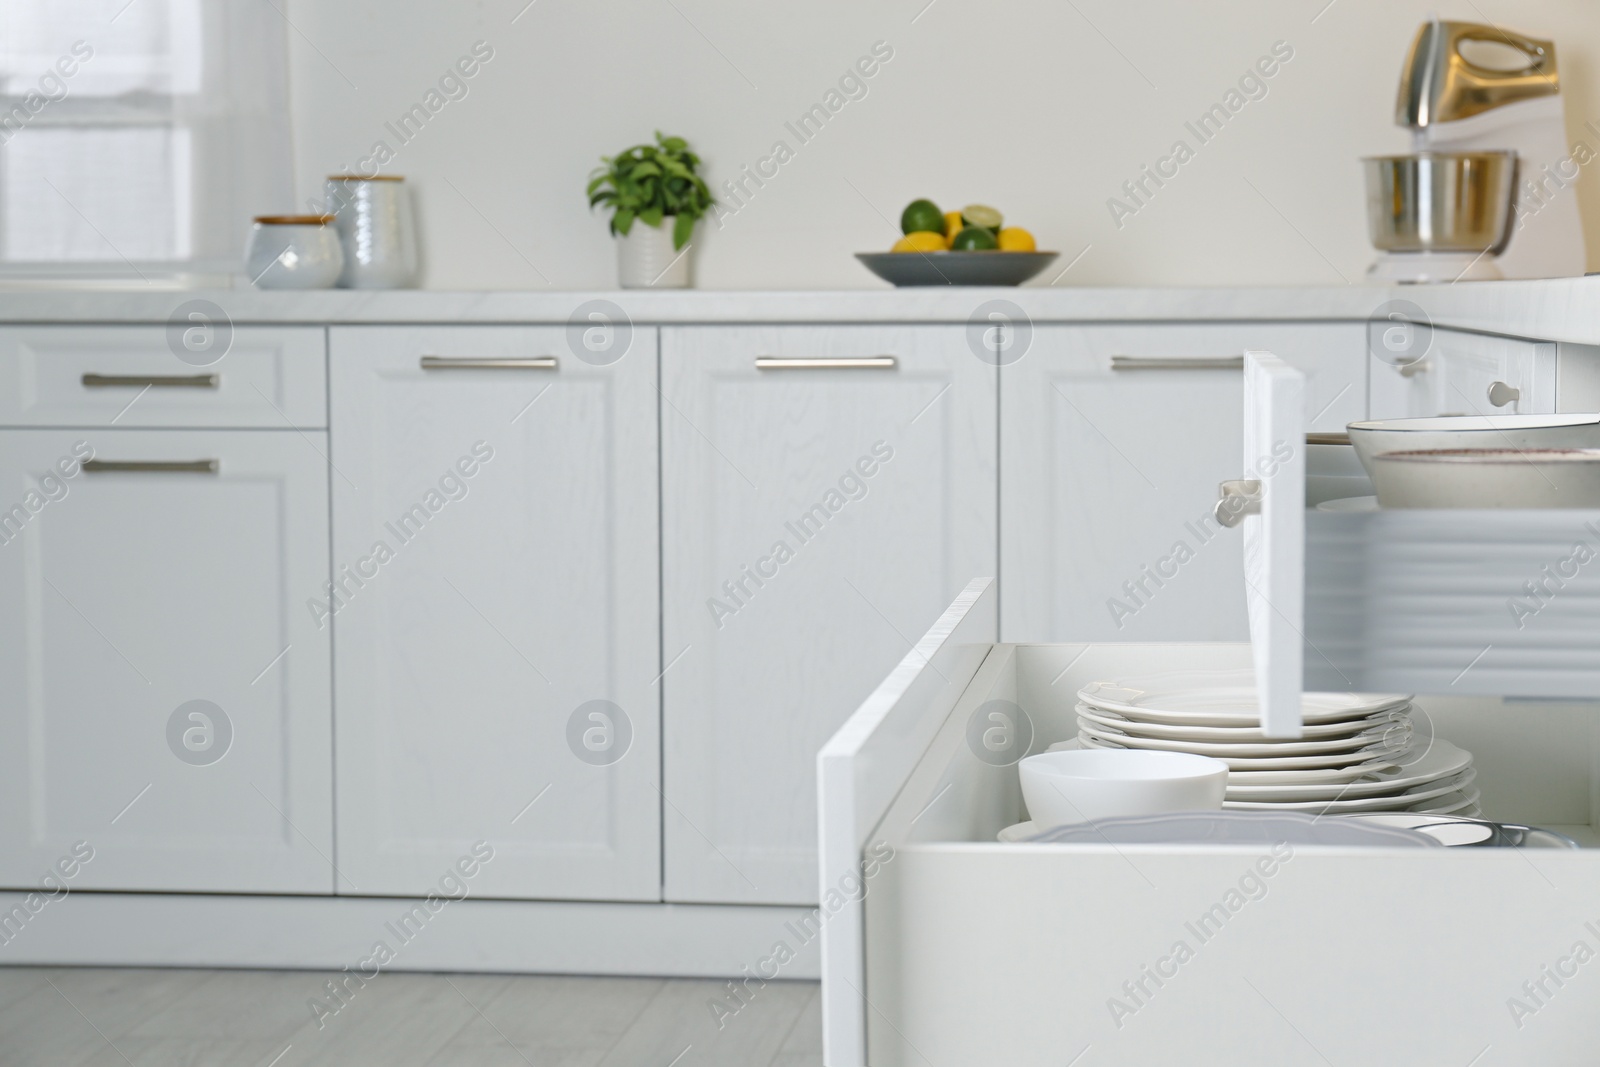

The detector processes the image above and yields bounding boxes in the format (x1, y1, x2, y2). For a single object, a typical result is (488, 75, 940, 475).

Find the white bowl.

(1348, 415, 1600, 479)
(1018, 749, 1228, 829)
(1371, 449, 1600, 508)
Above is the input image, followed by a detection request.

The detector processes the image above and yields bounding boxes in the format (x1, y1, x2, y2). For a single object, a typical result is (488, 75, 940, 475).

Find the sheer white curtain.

(0, 0, 291, 283)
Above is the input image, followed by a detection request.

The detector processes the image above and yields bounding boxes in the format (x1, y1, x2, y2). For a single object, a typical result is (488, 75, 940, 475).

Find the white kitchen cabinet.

(329, 326, 660, 901)
(1001, 323, 1364, 645)
(0, 326, 327, 429)
(0, 429, 334, 893)
(661, 325, 996, 905)
(1369, 324, 1556, 420)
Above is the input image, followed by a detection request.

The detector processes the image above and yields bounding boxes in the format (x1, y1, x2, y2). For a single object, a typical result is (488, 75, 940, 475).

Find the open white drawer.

(820, 579, 1600, 1067)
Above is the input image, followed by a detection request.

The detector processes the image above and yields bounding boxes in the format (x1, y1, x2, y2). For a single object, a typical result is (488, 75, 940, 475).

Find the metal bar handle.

(754, 357, 898, 370)
(1110, 356, 1244, 372)
(82, 373, 219, 388)
(420, 356, 558, 371)
(83, 459, 219, 474)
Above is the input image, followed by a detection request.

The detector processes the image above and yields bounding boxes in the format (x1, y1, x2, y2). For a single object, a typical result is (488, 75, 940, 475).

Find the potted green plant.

(587, 132, 715, 288)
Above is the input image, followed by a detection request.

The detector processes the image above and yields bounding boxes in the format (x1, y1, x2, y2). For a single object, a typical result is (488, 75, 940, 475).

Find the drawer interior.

(879, 641, 1600, 849)
(861, 642, 1600, 1065)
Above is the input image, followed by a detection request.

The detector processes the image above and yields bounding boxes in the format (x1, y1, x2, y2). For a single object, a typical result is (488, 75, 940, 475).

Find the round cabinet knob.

(1487, 380, 1521, 408)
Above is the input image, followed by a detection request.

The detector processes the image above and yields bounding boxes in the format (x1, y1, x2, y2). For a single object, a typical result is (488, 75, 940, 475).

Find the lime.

(950, 226, 998, 251)
(900, 199, 944, 235)
(961, 204, 1003, 232)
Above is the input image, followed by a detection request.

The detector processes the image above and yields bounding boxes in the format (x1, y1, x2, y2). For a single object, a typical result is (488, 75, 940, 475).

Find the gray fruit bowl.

(855, 250, 1058, 287)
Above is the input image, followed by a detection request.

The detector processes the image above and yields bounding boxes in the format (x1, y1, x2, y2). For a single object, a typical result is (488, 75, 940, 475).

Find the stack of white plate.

(1070, 676, 1480, 818)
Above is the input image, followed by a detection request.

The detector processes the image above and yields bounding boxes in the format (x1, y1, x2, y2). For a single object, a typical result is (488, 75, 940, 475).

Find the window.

(0, 0, 291, 283)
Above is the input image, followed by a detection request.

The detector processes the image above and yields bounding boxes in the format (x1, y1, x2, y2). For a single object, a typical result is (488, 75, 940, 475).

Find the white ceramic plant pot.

(616, 216, 692, 288)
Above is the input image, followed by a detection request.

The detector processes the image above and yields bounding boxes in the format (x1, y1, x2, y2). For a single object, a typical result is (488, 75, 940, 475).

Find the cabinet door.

(1001, 323, 1364, 644)
(0, 430, 333, 892)
(1369, 325, 1556, 419)
(662, 325, 996, 904)
(330, 327, 659, 901)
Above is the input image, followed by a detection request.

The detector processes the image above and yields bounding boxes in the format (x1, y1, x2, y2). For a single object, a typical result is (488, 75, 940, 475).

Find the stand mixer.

(1364, 19, 1585, 283)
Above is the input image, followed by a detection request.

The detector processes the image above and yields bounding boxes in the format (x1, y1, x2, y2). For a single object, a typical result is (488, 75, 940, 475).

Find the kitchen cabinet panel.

(661, 325, 996, 905)
(329, 326, 660, 901)
(0, 429, 334, 892)
(1369, 324, 1556, 420)
(1001, 323, 1364, 644)
(0, 326, 327, 429)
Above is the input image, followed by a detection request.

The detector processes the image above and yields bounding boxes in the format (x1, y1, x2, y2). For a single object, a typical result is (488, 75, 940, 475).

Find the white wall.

(282, 0, 1600, 290)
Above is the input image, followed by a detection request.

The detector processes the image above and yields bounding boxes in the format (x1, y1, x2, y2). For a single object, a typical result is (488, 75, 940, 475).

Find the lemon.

(949, 226, 998, 251)
(892, 231, 947, 253)
(997, 227, 1036, 252)
(961, 204, 1003, 231)
(943, 210, 963, 242)
(900, 199, 944, 236)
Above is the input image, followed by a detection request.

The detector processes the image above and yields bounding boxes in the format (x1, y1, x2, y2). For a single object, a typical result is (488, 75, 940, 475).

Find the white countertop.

(1, 278, 1597, 343)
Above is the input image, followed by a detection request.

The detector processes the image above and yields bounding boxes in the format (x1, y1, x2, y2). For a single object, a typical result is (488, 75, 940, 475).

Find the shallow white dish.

(1223, 769, 1477, 813)
(1018, 748, 1228, 829)
(1220, 758, 1405, 783)
(1049, 739, 1406, 782)
(1223, 740, 1473, 800)
(1076, 718, 1406, 758)
(1371, 448, 1600, 509)
(1348, 413, 1600, 477)
(1078, 674, 1410, 727)
(1075, 702, 1408, 742)
(1017, 811, 1440, 848)
(1406, 787, 1481, 816)
(1077, 733, 1399, 770)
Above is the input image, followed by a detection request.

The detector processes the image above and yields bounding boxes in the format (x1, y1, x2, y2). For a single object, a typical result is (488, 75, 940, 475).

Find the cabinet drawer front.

(0, 326, 326, 428)
(0, 429, 334, 893)
(662, 324, 998, 905)
(329, 325, 661, 902)
(1032, 322, 1365, 433)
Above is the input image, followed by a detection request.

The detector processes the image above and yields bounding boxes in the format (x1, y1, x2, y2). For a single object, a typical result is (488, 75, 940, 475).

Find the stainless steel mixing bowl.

(1362, 151, 1517, 254)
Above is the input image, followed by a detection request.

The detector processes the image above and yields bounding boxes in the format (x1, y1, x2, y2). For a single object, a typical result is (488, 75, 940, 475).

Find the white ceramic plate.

(1010, 812, 1441, 848)
(1078, 674, 1411, 727)
(1223, 740, 1473, 800)
(1407, 789, 1481, 816)
(1076, 719, 1407, 758)
(1076, 702, 1410, 742)
(1048, 740, 1408, 783)
(1076, 733, 1402, 770)
(1222, 769, 1477, 813)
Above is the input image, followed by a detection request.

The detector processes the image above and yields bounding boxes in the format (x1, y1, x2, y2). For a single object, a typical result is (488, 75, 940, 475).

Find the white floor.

(0, 967, 822, 1067)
